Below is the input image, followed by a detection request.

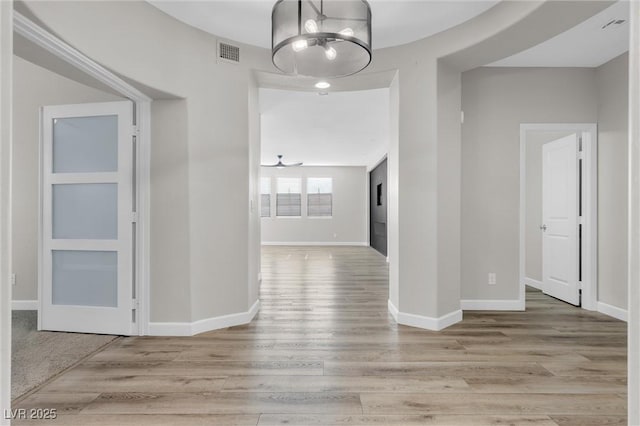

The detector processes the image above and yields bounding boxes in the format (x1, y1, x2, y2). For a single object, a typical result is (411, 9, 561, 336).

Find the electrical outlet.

(488, 273, 496, 285)
(11, 273, 16, 286)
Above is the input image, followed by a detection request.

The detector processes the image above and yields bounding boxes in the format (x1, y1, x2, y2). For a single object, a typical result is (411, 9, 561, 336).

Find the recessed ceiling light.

(315, 81, 331, 89)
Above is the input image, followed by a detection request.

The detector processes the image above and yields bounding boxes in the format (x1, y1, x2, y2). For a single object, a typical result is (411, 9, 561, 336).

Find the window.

(276, 177, 301, 217)
(377, 183, 383, 206)
(260, 177, 271, 217)
(307, 177, 332, 217)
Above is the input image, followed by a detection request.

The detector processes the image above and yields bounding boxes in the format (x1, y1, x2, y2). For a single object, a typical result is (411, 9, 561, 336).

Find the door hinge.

(131, 212, 138, 223)
(132, 298, 139, 309)
(132, 125, 139, 136)
(578, 281, 583, 290)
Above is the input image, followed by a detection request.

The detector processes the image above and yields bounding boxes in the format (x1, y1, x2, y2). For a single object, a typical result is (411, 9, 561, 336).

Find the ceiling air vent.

(602, 19, 626, 29)
(218, 41, 240, 64)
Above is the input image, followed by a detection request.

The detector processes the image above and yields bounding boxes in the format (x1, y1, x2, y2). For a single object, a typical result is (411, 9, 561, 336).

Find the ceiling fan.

(262, 155, 303, 168)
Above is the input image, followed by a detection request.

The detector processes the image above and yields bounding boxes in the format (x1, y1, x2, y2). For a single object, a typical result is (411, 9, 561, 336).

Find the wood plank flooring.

(13, 246, 627, 425)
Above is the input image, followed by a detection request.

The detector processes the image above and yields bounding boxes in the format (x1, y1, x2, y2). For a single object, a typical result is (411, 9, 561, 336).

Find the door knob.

(540, 224, 547, 231)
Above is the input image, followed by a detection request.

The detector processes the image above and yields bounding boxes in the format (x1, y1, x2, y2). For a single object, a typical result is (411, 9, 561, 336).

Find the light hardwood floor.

(13, 246, 627, 425)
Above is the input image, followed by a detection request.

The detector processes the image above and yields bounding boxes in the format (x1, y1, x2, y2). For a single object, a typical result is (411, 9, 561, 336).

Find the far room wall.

(261, 166, 368, 245)
(461, 53, 629, 311)
(11, 56, 123, 304)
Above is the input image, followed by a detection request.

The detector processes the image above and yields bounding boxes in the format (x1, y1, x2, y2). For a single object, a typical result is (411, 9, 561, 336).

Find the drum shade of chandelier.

(272, 0, 372, 78)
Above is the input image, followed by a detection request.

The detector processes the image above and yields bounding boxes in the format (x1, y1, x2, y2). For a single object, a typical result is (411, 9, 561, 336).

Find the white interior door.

(542, 133, 580, 305)
(40, 101, 136, 335)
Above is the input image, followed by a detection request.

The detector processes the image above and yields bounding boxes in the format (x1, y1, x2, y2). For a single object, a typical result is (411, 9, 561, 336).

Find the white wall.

(11, 56, 123, 303)
(436, 60, 462, 316)
(461, 67, 598, 301)
(261, 166, 367, 245)
(627, 2, 639, 421)
(596, 53, 629, 311)
(17, 0, 611, 330)
(17, 0, 272, 325)
(150, 100, 192, 322)
(0, 0, 12, 421)
(462, 59, 629, 311)
(387, 74, 400, 310)
(248, 74, 261, 306)
(374, 1, 608, 324)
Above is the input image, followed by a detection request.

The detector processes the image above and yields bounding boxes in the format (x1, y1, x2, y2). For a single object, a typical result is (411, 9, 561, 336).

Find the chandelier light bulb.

(339, 28, 354, 37)
(271, 1, 372, 77)
(304, 19, 319, 33)
(315, 81, 331, 89)
(292, 39, 308, 52)
(325, 46, 337, 60)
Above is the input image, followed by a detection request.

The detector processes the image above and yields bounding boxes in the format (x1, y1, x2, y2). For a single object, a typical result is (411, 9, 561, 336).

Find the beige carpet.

(11, 310, 118, 400)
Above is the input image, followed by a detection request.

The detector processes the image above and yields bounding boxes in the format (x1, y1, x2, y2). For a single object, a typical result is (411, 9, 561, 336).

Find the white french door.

(541, 133, 580, 306)
(40, 101, 136, 335)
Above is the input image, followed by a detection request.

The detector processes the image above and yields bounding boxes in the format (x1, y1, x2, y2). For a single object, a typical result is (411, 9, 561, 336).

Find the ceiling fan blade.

(261, 156, 302, 167)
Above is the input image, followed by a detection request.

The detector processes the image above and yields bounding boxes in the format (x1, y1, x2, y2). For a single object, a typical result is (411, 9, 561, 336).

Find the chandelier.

(271, 0, 372, 78)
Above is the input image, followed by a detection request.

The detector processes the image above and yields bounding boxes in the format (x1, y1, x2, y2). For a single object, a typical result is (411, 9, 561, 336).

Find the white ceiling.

(151, 1, 630, 168)
(260, 88, 389, 167)
(489, 1, 630, 67)
(148, 0, 498, 49)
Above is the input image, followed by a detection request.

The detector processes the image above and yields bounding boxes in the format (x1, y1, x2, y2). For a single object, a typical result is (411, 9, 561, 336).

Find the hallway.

(12, 246, 626, 425)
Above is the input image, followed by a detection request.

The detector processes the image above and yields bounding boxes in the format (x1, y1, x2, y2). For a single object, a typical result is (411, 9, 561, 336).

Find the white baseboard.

(597, 301, 628, 322)
(388, 299, 462, 331)
(524, 277, 543, 290)
(12, 300, 38, 310)
(261, 242, 368, 246)
(461, 299, 525, 311)
(149, 299, 260, 336)
(387, 299, 399, 321)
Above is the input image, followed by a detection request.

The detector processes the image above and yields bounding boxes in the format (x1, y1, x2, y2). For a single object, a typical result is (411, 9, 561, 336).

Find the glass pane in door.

(52, 183, 118, 240)
(52, 250, 118, 307)
(52, 115, 118, 173)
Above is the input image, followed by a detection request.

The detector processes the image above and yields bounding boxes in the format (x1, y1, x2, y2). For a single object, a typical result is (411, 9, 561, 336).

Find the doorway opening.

(9, 11, 152, 401)
(255, 80, 395, 316)
(519, 123, 597, 310)
(258, 86, 390, 248)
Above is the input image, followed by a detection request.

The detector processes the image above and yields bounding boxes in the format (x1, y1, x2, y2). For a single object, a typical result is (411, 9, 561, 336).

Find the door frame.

(14, 12, 153, 335)
(519, 123, 598, 311)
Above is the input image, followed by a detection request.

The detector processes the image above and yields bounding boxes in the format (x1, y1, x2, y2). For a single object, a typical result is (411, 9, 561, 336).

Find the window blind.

(307, 178, 332, 217)
(277, 178, 301, 217)
(277, 193, 301, 216)
(308, 193, 332, 216)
